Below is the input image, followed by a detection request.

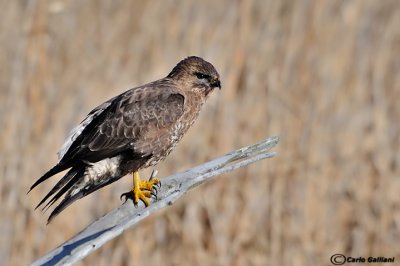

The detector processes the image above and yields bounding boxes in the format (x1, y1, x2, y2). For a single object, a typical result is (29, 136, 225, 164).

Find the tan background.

(1, 0, 399, 265)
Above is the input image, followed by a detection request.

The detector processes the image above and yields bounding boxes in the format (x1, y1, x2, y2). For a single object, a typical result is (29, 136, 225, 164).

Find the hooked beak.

(211, 79, 221, 90)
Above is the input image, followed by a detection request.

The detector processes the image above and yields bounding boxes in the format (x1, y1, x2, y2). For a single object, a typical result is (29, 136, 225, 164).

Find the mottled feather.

(29, 56, 221, 222)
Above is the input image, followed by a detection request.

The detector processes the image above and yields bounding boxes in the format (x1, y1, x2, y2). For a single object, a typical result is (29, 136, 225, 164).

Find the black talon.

(151, 191, 158, 200)
(139, 198, 149, 207)
(120, 191, 133, 203)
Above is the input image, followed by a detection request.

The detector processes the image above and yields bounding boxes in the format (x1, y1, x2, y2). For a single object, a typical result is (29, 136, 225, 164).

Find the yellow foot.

(120, 171, 160, 206)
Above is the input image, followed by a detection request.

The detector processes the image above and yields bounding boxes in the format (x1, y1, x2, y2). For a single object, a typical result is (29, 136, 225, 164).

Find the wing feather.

(58, 96, 118, 162)
(59, 82, 185, 164)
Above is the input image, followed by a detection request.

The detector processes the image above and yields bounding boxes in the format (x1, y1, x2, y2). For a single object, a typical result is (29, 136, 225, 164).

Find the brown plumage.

(29, 56, 221, 223)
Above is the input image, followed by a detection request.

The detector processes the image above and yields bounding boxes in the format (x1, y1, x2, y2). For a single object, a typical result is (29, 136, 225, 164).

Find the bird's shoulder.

(58, 79, 186, 163)
(117, 79, 184, 106)
(108, 79, 185, 124)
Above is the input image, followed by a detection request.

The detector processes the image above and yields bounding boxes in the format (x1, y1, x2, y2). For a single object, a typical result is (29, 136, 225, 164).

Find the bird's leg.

(120, 171, 159, 206)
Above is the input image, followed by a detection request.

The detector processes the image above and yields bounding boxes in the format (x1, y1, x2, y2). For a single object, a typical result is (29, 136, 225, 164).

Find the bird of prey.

(29, 56, 221, 223)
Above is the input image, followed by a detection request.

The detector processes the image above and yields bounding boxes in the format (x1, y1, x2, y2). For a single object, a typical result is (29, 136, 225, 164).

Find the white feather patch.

(85, 156, 121, 181)
(69, 156, 121, 196)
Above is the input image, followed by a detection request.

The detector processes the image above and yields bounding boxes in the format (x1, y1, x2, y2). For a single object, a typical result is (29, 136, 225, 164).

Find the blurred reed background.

(1, 0, 399, 265)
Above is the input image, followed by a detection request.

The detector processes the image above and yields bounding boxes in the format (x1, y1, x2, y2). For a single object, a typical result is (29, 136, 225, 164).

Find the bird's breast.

(138, 95, 206, 168)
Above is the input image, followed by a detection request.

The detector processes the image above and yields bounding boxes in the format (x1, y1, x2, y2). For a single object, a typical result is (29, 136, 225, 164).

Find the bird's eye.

(195, 72, 210, 80)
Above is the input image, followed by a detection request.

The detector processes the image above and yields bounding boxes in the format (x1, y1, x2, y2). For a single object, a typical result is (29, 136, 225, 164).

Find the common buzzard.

(29, 56, 221, 223)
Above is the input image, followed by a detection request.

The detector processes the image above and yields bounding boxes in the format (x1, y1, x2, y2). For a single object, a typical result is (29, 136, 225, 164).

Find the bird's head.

(168, 56, 221, 96)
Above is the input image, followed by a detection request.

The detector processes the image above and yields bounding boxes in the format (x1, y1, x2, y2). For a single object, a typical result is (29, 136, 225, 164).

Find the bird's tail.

(28, 163, 70, 193)
(36, 164, 124, 224)
(35, 165, 85, 211)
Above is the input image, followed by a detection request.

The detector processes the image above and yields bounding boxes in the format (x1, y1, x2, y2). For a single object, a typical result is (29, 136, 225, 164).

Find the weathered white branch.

(31, 136, 279, 266)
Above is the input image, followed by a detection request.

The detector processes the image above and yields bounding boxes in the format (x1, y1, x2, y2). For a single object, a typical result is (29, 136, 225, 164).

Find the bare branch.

(31, 136, 279, 266)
